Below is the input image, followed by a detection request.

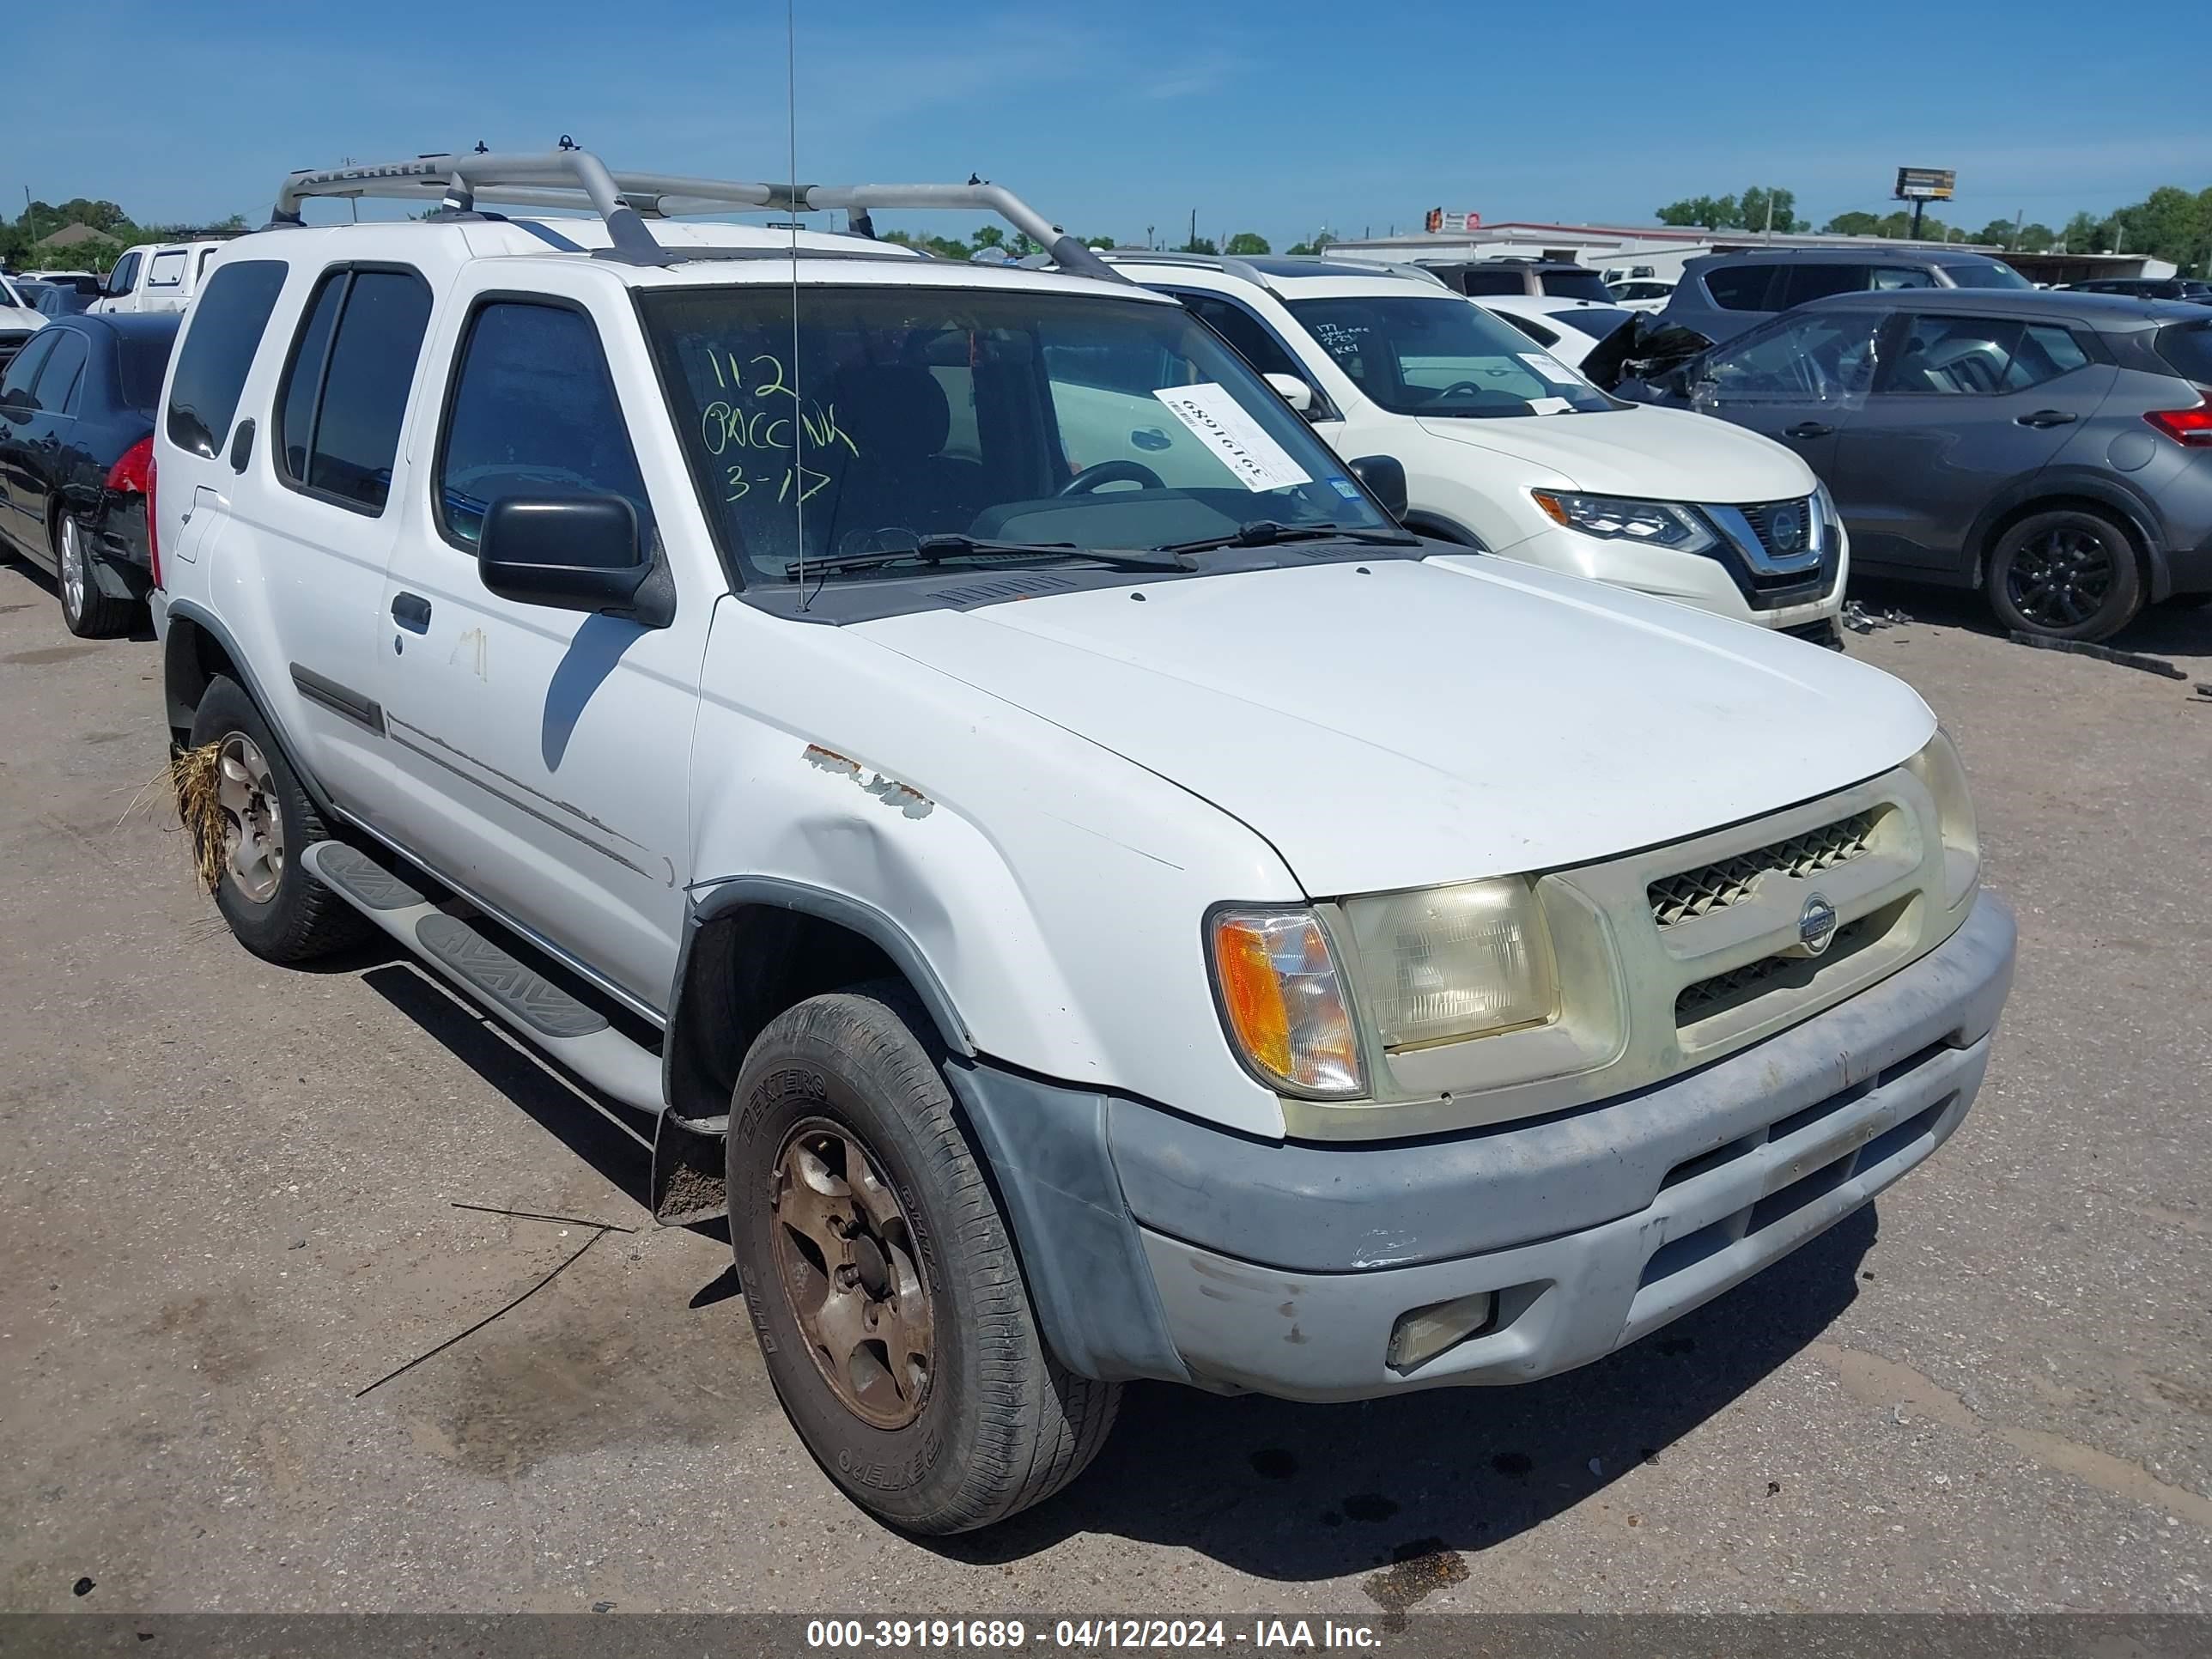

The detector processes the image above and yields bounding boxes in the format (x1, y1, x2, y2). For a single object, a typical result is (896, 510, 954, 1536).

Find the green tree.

(1821, 210, 1884, 236)
(1179, 235, 1218, 254)
(1082, 234, 1117, 249)
(1656, 193, 1738, 229)
(2058, 210, 2104, 252)
(2105, 185, 2209, 264)
(1738, 186, 1804, 234)
(1224, 230, 1270, 255)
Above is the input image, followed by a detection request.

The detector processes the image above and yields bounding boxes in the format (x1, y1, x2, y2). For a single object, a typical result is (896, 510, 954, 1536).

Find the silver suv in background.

(1662, 246, 2033, 343)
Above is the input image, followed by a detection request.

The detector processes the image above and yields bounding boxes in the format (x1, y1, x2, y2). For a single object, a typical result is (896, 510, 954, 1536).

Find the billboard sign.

(1894, 167, 1956, 202)
(1424, 209, 1481, 234)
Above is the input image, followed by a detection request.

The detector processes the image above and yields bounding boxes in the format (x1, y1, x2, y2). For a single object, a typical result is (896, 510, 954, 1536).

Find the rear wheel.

(57, 514, 135, 638)
(728, 983, 1119, 1533)
(185, 677, 369, 963)
(1986, 507, 2143, 642)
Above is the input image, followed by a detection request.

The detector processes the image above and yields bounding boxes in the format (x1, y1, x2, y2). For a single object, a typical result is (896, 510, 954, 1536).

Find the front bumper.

(1491, 521, 1845, 629)
(951, 890, 2013, 1402)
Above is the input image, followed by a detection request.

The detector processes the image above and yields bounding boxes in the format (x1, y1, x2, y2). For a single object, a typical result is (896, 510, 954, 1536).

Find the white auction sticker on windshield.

(1151, 383, 1312, 492)
(1517, 352, 1583, 386)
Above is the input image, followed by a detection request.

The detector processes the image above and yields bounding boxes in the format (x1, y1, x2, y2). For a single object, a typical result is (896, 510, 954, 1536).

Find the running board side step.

(301, 839, 667, 1115)
(302, 841, 730, 1225)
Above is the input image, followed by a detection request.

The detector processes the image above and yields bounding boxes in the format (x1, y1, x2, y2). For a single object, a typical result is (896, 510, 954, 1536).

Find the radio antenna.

(787, 0, 813, 609)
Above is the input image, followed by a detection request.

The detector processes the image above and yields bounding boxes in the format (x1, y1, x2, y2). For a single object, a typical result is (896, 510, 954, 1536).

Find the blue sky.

(16, 0, 2211, 248)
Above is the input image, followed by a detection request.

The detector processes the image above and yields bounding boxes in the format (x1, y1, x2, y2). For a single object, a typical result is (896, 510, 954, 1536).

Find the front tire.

(728, 984, 1120, 1533)
(185, 677, 368, 963)
(57, 514, 135, 638)
(1987, 507, 2143, 641)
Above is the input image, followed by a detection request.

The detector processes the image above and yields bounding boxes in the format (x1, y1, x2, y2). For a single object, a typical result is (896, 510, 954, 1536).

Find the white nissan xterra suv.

(1103, 252, 1850, 644)
(151, 150, 2013, 1534)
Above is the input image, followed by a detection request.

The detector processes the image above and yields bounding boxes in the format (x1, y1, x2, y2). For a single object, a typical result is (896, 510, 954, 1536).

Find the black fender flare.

(1401, 510, 1489, 550)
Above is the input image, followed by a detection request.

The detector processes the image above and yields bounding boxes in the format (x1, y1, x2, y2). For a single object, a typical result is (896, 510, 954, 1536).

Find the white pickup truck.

(151, 149, 2014, 1534)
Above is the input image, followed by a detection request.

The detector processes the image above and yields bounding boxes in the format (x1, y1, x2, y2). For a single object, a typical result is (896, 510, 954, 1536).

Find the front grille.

(1675, 915, 1876, 1024)
(1647, 811, 1877, 927)
(1736, 497, 1816, 561)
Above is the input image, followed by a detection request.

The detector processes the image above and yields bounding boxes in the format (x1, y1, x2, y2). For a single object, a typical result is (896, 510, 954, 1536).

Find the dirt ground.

(1, 561, 2207, 1615)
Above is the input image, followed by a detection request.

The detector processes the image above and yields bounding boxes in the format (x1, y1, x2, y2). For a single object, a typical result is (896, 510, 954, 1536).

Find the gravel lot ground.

(1, 562, 2207, 1618)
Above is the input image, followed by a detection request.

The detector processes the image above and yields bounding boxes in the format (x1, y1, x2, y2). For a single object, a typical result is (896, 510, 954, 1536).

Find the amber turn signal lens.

(1209, 909, 1361, 1096)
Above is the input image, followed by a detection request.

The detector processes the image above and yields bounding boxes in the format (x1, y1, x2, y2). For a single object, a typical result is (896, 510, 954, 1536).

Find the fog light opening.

(1386, 1291, 1498, 1376)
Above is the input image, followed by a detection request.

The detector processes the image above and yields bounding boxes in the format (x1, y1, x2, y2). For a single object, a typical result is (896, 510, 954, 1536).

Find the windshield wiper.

(1158, 520, 1419, 556)
(783, 534, 1188, 580)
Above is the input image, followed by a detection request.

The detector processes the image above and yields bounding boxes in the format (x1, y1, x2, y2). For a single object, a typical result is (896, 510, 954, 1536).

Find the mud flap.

(651, 1110, 729, 1226)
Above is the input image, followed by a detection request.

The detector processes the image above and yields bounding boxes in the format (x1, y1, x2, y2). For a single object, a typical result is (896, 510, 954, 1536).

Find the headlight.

(1905, 729, 1980, 905)
(1340, 878, 1558, 1050)
(1208, 908, 1362, 1096)
(1531, 490, 1716, 553)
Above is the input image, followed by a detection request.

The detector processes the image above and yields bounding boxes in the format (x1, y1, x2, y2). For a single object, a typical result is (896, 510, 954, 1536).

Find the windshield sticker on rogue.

(1151, 383, 1312, 492)
(1328, 477, 1362, 499)
(1516, 352, 1583, 386)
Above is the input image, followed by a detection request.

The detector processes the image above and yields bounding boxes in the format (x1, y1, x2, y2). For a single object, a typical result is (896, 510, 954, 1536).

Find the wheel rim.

(771, 1118, 934, 1430)
(58, 518, 86, 620)
(2007, 525, 2116, 629)
(214, 733, 285, 904)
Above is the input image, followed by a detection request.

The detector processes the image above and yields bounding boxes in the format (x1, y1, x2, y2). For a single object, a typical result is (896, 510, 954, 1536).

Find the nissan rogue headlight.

(1531, 490, 1716, 552)
(1208, 908, 1364, 1096)
(1340, 878, 1559, 1051)
(1905, 729, 1980, 906)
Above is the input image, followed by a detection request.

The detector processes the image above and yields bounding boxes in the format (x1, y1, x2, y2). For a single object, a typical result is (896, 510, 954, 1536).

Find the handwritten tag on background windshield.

(1151, 384, 1313, 493)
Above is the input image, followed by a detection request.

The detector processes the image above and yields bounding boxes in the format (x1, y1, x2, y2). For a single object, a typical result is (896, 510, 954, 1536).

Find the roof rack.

(1092, 250, 1451, 293)
(270, 149, 1125, 281)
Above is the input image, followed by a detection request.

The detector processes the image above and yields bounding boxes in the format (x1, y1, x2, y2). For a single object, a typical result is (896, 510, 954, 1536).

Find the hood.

(1416, 402, 1814, 502)
(860, 557, 1932, 897)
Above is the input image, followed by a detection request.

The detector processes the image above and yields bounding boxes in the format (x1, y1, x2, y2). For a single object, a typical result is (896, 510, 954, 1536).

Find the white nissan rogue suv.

(150, 149, 2012, 1534)
(1105, 252, 1850, 644)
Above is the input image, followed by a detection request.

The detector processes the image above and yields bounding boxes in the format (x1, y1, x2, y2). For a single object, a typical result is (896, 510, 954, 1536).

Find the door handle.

(2015, 409, 2078, 428)
(1784, 421, 1834, 440)
(390, 592, 433, 634)
(228, 417, 255, 473)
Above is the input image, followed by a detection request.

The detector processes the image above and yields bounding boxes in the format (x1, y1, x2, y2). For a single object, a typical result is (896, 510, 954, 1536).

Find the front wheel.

(1986, 507, 2143, 641)
(728, 984, 1120, 1533)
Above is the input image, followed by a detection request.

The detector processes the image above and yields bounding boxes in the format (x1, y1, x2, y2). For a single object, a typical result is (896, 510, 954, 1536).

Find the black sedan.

(0, 313, 179, 636)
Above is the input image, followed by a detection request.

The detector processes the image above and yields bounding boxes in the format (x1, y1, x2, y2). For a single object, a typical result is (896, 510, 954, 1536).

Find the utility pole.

(1146, 224, 1155, 251)
(1188, 207, 1196, 251)
(21, 185, 32, 245)
(2011, 208, 2023, 251)
(1763, 189, 1774, 244)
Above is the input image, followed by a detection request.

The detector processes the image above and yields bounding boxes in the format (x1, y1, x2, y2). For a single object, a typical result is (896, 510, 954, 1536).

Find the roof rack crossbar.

(270, 150, 1125, 280)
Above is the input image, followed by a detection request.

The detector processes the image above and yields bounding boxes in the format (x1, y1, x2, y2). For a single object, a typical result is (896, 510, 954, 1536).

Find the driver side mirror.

(1347, 454, 1408, 521)
(477, 495, 674, 629)
(1263, 372, 1316, 416)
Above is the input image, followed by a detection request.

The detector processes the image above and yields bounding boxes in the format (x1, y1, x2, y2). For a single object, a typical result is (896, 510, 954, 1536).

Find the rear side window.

(435, 301, 653, 550)
(276, 267, 434, 514)
(1870, 267, 1938, 290)
(1884, 316, 2088, 395)
(1538, 269, 1613, 301)
(1780, 264, 1871, 306)
(1455, 270, 1524, 295)
(33, 330, 88, 414)
(1701, 264, 1775, 311)
(146, 251, 187, 290)
(1, 331, 59, 405)
(2155, 322, 2212, 385)
(164, 258, 289, 457)
(1180, 295, 1307, 383)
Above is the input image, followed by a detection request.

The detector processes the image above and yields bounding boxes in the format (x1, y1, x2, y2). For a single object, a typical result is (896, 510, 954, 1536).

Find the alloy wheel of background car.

(56, 516, 133, 638)
(1988, 507, 2142, 643)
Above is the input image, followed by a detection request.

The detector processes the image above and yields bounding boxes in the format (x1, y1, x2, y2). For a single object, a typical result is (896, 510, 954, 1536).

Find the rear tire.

(57, 514, 135, 639)
(1986, 507, 2143, 642)
(185, 677, 370, 963)
(727, 982, 1120, 1534)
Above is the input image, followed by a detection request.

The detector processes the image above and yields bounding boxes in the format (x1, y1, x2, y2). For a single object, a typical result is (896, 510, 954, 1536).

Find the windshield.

(1539, 269, 1615, 302)
(1285, 295, 1614, 417)
(642, 287, 1392, 586)
(1946, 261, 2033, 290)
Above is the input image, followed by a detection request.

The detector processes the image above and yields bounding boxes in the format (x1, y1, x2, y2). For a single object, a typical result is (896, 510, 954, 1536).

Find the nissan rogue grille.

(1737, 497, 1815, 561)
(1648, 811, 1878, 928)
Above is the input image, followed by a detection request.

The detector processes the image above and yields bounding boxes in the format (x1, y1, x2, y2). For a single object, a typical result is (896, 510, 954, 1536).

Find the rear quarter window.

(1701, 265, 1776, 311)
(1456, 270, 1525, 295)
(1539, 269, 1614, 302)
(164, 258, 289, 458)
(2155, 322, 2212, 385)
